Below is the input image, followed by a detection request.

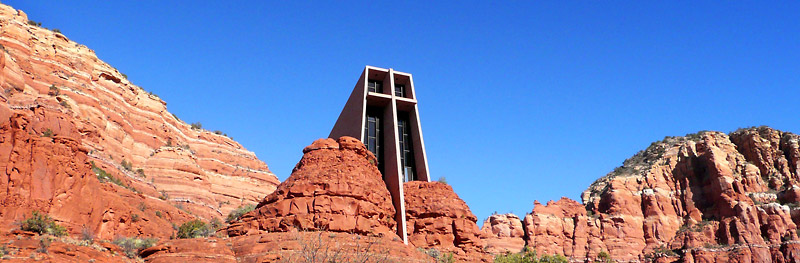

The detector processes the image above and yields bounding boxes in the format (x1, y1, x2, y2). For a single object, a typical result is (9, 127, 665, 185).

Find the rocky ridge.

(0, 3, 278, 225)
(479, 127, 800, 262)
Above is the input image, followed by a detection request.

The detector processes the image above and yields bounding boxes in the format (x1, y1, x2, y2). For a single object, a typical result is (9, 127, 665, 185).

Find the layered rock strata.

(0, 3, 279, 222)
(226, 137, 397, 237)
(0, 106, 193, 239)
(404, 181, 491, 262)
(516, 128, 800, 262)
(480, 213, 526, 254)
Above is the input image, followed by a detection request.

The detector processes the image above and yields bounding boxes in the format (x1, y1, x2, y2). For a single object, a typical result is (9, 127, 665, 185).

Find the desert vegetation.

(20, 211, 67, 237)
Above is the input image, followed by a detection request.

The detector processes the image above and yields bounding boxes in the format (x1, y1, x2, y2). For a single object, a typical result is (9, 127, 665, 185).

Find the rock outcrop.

(0, 106, 193, 239)
(517, 128, 800, 262)
(480, 213, 526, 254)
(404, 181, 491, 262)
(0, 3, 279, 224)
(226, 137, 397, 237)
(146, 138, 432, 262)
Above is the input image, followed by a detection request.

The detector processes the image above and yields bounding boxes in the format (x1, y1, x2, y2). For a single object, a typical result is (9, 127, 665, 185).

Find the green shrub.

(159, 190, 169, 200)
(20, 211, 67, 237)
(52, 28, 61, 34)
(418, 248, 455, 263)
(41, 128, 53, 137)
(27, 20, 42, 27)
(135, 168, 145, 178)
(48, 84, 59, 96)
(437, 177, 448, 184)
(155, 211, 162, 218)
(59, 100, 70, 109)
(131, 214, 140, 222)
(176, 219, 212, 239)
(0, 245, 7, 257)
(493, 247, 568, 263)
(120, 159, 132, 171)
(190, 122, 202, 130)
(597, 251, 612, 263)
(112, 237, 157, 258)
(226, 204, 255, 223)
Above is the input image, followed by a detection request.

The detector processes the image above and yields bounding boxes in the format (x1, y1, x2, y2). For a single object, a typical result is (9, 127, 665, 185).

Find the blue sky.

(8, 1, 800, 224)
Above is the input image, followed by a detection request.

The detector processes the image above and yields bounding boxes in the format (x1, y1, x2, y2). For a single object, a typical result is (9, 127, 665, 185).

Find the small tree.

(113, 237, 157, 258)
(176, 219, 212, 239)
(437, 177, 448, 184)
(190, 122, 202, 130)
(226, 204, 255, 223)
(47, 85, 59, 96)
(20, 211, 67, 236)
(41, 129, 54, 137)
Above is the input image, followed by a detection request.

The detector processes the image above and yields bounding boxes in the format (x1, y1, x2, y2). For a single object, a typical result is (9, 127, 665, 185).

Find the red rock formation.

(0, 3, 279, 223)
(141, 231, 431, 263)
(145, 137, 431, 262)
(480, 213, 526, 254)
(517, 129, 800, 262)
(227, 137, 397, 238)
(404, 181, 491, 262)
(0, 231, 130, 262)
(0, 106, 193, 239)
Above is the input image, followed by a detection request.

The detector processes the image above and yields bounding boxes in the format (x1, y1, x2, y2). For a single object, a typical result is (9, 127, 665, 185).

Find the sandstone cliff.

(0, 3, 278, 229)
(503, 127, 800, 262)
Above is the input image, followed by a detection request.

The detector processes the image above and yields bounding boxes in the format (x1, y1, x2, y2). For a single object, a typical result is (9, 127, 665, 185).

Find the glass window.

(394, 84, 405, 97)
(368, 80, 383, 93)
(397, 113, 416, 182)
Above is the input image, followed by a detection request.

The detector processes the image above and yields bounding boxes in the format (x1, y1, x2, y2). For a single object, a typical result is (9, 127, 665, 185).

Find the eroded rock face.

(519, 129, 800, 262)
(404, 181, 491, 262)
(227, 137, 398, 238)
(0, 107, 193, 239)
(480, 213, 525, 254)
(0, 3, 279, 222)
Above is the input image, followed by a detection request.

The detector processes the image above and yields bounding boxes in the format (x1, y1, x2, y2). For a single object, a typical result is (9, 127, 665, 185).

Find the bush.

(419, 248, 455, 263)
(48, 85, 59, 96)
(159, 191, 169, 200)
(92, 162, 125, 187)
(155, 211, 163, 218)
(280, 230, 391, 263)
(27, 20, 42, 27)
(37, 237, 51, 253)
(41, 128, 53, 137)
(120, 159, 132, 171)
(0, 245, 7, 257)
(112, 237, 157, 258)
(59, 100, 70, 109)
(80, 226, 94, 243)
(437, 177, 448, 184)
(597, 251, 612, 263)
(52, 28, 61, 34)
(190, 122, 202, 130)
(131, 214, 140, 222)
(135, 168, 145, 178)
(493, 247, 568, 263)
(20, 211, 67, 237)
(226, 204, 255, 223)
(176, 219, 212, 239)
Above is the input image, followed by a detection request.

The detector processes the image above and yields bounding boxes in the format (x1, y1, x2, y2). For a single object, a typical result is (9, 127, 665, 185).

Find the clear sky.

(7, 1, 800, 225)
